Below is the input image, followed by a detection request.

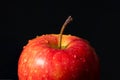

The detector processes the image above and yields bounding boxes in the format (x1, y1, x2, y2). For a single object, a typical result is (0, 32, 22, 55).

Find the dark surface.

(0, 0, 120, 79)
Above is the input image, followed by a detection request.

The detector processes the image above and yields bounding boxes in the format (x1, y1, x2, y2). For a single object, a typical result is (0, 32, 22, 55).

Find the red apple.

(18, 16, 100, 80)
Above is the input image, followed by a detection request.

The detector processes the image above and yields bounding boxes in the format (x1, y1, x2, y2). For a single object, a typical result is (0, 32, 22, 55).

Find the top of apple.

(27, 16, 89, 50)
(27, 33, 89, 51)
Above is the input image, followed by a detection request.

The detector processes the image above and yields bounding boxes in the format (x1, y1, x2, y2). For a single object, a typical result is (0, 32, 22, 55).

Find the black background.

(1, 0, 120, 79)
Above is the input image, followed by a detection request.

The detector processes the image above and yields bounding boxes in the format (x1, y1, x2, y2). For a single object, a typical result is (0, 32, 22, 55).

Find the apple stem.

(58, 16, 73, 49)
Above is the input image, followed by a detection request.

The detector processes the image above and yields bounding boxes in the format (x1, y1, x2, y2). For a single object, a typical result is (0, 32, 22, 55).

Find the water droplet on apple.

(23, 46, 26, 49)
(36, 35, 39, 38)
(63, 61, 67, 64)
(44, 78, 48, 80)
(34, 70, 37, 73)
(28, 76, 32, 80)
(73, 55, 77, 58)
(80, 58, 86, 62)
(23, 70, 27, 76)
(55, 63, 59, 66)
(43, 74, 46, 77)
(28, 40, 31, 43)
(72, 61, 75, 63)
(53, 56, 55, 60)
(64, 66, 67, 70)
(23, 59, 27, 63)
(45, 40, 49, 43)
(72, 74, 76, 79)
(45, 70, 48, 73)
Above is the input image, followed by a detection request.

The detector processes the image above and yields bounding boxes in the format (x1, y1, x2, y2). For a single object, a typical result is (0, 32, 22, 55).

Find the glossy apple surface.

(18, 34, 100, 80)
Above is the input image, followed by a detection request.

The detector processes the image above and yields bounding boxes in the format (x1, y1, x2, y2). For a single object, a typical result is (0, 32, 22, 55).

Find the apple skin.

(18, 34, 100, 80)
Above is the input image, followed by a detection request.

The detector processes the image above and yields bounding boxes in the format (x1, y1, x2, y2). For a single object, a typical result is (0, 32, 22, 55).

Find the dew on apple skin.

(63, 61, 67, 65)
(28, 76, 32, 80)
(71, 74, 76, 79)
(72, 60, 75, 64)
(55, 63, 59, 66)
(34, 70, 37, 73)
(23, 70, 27, 76)
(29, 63, 32, 68)
(73, 55, 77, 58)
(53, 56, 55, 60)
(42, 74, 49, 80)
(23, 58, 27, 63)
(23, 46, 26, 49)
(80, 58, 86, 63)
(45, 70, 48, 74)
(42, 74, 46, 78)
(28, 40, 32, 43)
(64, 66, 67, 70)
(45, 40, 49, 43)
